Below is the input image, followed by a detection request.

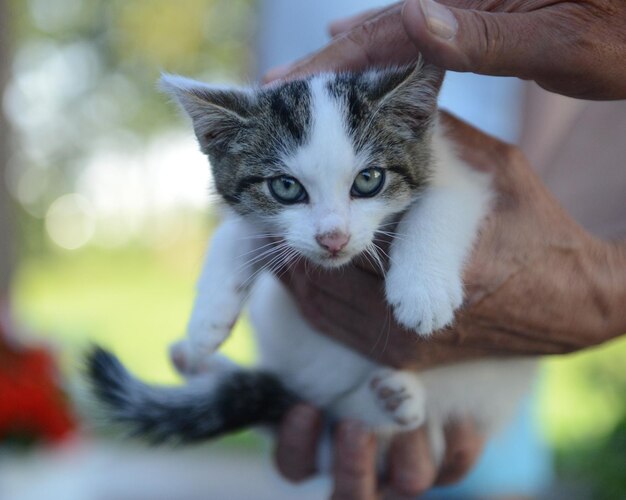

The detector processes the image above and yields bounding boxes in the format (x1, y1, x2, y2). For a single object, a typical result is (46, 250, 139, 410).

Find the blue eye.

(268, 176, 307, 204)
(351, 168, 385, 197)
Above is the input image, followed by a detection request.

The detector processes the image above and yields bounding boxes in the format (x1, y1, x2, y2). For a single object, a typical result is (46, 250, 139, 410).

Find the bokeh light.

(45, 193, 95, 250)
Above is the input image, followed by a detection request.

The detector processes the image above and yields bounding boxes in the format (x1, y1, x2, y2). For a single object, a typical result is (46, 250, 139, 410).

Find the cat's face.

(162, 64, 443, 268)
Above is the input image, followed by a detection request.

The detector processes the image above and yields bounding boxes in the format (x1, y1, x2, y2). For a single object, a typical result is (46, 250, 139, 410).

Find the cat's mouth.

(316, 250, 354, 268)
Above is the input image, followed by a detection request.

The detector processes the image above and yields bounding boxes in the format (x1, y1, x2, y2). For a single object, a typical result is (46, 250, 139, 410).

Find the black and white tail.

(86, 346, 298, 444)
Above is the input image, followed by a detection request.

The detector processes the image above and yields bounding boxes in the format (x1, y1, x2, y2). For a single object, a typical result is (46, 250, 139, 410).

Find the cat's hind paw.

(370, 370, 425, 430)
(385, 266, 463, 336)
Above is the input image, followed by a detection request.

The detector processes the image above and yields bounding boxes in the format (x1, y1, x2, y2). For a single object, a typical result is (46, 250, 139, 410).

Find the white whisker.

(237, 233, 282, 240)
(242, 244, 296, 290)
(372, 240, 398, 269)
(237, 239, 281, 260)
(366, 244, 387, 277)
(375, 230, 407, 242)
(235, 242, 289, 274)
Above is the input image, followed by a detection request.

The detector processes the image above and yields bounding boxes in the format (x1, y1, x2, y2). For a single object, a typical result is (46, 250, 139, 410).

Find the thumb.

(402, 0, 555, 79)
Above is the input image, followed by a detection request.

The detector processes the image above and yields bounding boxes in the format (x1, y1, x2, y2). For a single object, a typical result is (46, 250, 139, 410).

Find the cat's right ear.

(159, 74, 255, 155)
(367, 60, 444, 121)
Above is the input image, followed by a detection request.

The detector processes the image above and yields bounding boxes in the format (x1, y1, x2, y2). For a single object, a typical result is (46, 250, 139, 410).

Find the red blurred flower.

(0, 334, 76, 445)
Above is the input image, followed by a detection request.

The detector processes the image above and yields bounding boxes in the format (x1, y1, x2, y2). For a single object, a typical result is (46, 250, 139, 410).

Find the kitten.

(87, 61, 536, 467)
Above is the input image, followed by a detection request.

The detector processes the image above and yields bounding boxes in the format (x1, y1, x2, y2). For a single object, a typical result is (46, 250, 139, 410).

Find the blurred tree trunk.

(0, 0, 14, 296)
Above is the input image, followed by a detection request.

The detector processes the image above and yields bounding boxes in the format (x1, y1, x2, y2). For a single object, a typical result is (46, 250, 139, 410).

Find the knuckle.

(464, 12, 507, 72)
(344, 28, 376, 67)
(358, 16, 379, 40)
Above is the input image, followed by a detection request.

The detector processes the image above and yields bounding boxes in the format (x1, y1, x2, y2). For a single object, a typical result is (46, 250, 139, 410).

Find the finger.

(435, 418, 485, 485)
(264, 8, 417, 83)
(401, 0, 572, 79)
(328, 3, 400, 37)
(331, 420, 378, 500)
(387, 427, 437, 497)
(274, 404, 323, 482)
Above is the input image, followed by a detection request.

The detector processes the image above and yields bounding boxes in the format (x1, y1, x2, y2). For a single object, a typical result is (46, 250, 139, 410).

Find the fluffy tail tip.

(85, 345, 131, 408)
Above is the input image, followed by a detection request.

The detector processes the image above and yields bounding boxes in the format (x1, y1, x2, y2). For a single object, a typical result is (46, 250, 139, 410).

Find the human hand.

(278, 112, 626, 370)
(265, 0, 626, 100)
(275, 404, 484, 499)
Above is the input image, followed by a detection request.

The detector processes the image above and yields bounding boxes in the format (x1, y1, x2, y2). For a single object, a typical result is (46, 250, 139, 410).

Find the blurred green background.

(6, 0, 257, 378)
(3, 0, 626, 498)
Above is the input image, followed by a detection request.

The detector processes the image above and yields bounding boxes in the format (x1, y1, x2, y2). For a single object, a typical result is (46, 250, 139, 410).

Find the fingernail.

(339, 420, 369, 450)
(418, 0, 457, 40)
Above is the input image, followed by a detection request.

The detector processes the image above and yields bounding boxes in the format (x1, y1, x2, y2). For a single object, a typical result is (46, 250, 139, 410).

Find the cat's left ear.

(368, 60, 444, 126)
(160, 74, 256, 156)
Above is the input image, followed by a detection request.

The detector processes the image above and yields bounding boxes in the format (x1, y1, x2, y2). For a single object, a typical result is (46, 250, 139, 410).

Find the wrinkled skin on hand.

(266, 0, 626, 100)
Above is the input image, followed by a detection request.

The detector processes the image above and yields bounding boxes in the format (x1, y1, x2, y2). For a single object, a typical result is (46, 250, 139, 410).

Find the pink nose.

(316, 231, 350, 254)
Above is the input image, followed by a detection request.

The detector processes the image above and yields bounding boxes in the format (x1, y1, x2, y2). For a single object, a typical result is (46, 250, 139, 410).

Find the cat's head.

(161, 62, 444, 268)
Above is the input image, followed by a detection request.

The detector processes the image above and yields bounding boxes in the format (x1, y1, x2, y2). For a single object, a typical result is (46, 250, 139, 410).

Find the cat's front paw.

(169, 339, 203, 376)
(385, 266, 463, 335)
(370, 370, 425, 430)
(171, 319, 231, 375)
